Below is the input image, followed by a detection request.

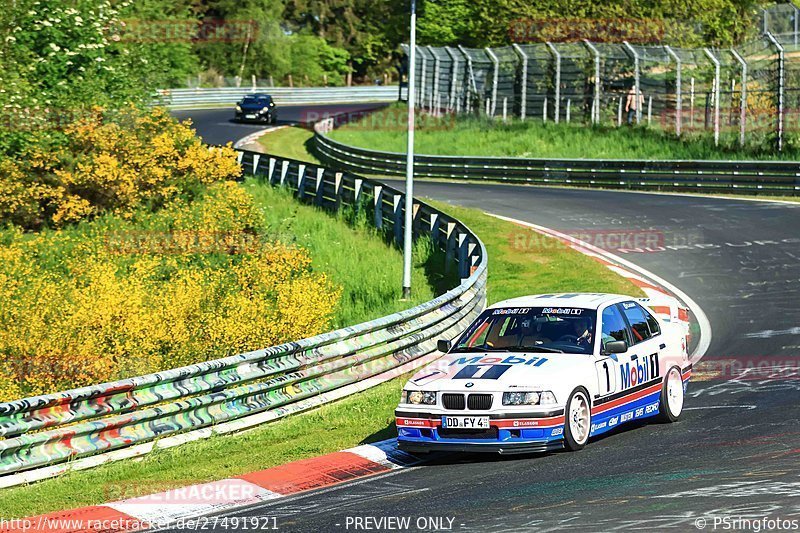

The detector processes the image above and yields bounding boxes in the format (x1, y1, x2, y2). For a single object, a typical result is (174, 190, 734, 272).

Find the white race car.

(396, 293, 691, 453)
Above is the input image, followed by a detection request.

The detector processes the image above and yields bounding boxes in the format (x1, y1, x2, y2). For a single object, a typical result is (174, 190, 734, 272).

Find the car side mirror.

(437, 339, 452, 353)
(604, 340, 627, 354)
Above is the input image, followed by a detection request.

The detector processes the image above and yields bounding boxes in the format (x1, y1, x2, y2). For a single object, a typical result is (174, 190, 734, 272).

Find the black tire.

(656, 366, 685, 423)
(563, 387, 591, 451)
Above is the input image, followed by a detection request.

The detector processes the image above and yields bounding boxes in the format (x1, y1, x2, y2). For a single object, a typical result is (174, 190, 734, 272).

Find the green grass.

(329, 103, 800, 161)
(0, 197, 643, 519)
(256, 126, 319, 164)
(426, 201, 643, 304)
(247, 179, 440, 327)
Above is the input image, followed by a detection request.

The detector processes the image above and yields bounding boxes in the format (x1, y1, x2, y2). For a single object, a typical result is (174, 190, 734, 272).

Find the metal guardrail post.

(664, 46, 682, 137)
(512, 44, 528, 120)
(730, 48, 748, 148)
(485, 47, 500, 116)
(373, 185, 383, 229)
(623, 41, 641, 124)
(766, 32, 785, 152)
(545, 42, 561, 123)
(583, 40, 601, 125)
(703, 48, 721, 146)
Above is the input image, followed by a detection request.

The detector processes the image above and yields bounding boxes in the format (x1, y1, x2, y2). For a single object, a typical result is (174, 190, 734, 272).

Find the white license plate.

(441, 416, 490, 429)
(245, 114, 256, 119)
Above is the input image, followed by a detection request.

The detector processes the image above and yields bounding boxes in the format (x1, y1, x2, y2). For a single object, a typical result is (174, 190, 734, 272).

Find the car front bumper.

(395, 409, 566, 454)
(235, 111, 272, 122)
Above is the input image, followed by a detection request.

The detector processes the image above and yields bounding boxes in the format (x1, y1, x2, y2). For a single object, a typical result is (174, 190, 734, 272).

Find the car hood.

(407, 352, 591, 392)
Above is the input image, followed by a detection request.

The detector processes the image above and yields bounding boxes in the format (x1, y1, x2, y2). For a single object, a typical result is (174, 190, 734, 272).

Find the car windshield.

(242, 97, 268, 105)
(452, 307, 597, 355)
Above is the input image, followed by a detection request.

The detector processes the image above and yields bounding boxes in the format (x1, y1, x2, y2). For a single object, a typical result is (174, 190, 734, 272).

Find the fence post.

(445, 47, 460, 111)
(795, 4, 799, 47)
(429, 46, 440, 108)
(690, 77, 695, 130)
(546, 42, 561, 123)
(766, 32, 785, 152)
(485, 47, 500, 117)
(704, 48, 721, 146)
(647, 96, 652, 125)
(417, 46, 426, 110)
(566, 99, 571, 123)
(512, 44, 528, 120)
(458, 45, 478, 112)
(730, 48, 748, 148)
(252, 154, 261, 175)
(623, 41, 641, 124)
(664, 45, 682, 137)
(583, 40, 601, 124)
(617, 96, 623, 126)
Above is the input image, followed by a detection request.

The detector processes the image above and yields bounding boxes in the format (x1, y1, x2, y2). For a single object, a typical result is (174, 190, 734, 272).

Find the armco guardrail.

(156, 86, 400, 108)
(312, 123, 800, 196)
(0, 146, 486, 486)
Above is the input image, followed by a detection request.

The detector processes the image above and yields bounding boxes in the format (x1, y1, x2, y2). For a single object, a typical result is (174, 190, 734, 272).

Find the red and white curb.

(1, 440, 420, 533)
(487, 213, 712, 362)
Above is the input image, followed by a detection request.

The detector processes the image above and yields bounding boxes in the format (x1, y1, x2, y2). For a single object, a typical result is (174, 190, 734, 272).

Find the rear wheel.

(657, 366, 684, 422)
(564, 388, 591, 451)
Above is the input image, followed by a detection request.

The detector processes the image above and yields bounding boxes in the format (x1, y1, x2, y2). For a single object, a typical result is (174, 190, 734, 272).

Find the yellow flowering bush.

(0, 183, 341, 398)
(1, 106, 242, 230)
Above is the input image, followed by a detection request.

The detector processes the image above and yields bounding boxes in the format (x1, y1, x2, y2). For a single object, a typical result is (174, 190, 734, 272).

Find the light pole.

(402, 0, 416, 299)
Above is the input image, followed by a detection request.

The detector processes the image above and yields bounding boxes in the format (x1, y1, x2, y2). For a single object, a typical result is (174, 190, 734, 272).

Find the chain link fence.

(402, 4, 800, 152)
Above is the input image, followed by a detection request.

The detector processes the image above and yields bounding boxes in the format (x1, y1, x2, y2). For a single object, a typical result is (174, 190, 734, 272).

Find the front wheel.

(564, 388, 591, 451)
(657, 366, 684, 423)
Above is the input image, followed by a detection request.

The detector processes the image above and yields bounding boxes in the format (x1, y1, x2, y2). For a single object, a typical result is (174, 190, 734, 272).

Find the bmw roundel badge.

(465, 382, 474, 388)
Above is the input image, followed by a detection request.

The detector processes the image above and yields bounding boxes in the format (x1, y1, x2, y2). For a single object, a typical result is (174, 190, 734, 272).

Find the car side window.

(601, 305, 629, 351)
(621, 302, 652, 345)
(644, 307, 661, 336)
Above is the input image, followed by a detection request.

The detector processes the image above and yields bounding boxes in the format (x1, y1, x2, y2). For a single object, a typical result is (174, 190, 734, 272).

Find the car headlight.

(404, 390, 436, 405)
(502, 391, 557, 406)
(235, 105, 242, 112)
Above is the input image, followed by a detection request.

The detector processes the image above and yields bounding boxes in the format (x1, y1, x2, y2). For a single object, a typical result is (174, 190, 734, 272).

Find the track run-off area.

(173, 106, 800, 532)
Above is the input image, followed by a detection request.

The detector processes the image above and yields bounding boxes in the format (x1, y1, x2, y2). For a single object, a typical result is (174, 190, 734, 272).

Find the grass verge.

(256, 126, 319, 164)
(329, 103, 800, 161)
(0, 197, 643, 518)
(247, 179, 439, 327)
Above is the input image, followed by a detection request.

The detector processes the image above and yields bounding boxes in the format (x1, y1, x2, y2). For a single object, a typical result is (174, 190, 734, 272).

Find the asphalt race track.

(173, 107, 800, 532)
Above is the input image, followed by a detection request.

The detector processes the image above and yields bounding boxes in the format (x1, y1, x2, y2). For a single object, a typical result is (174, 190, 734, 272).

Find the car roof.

(488, 293, 633, 311)
(244, 93, 271, 99)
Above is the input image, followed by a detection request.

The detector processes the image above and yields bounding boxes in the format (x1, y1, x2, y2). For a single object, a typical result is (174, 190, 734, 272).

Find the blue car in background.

(234, 93, 278, 124)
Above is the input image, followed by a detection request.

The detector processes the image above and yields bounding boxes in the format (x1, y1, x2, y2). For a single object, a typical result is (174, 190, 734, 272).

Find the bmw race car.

(396, 293, 692, 454)
(234, 93, 277, 123)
